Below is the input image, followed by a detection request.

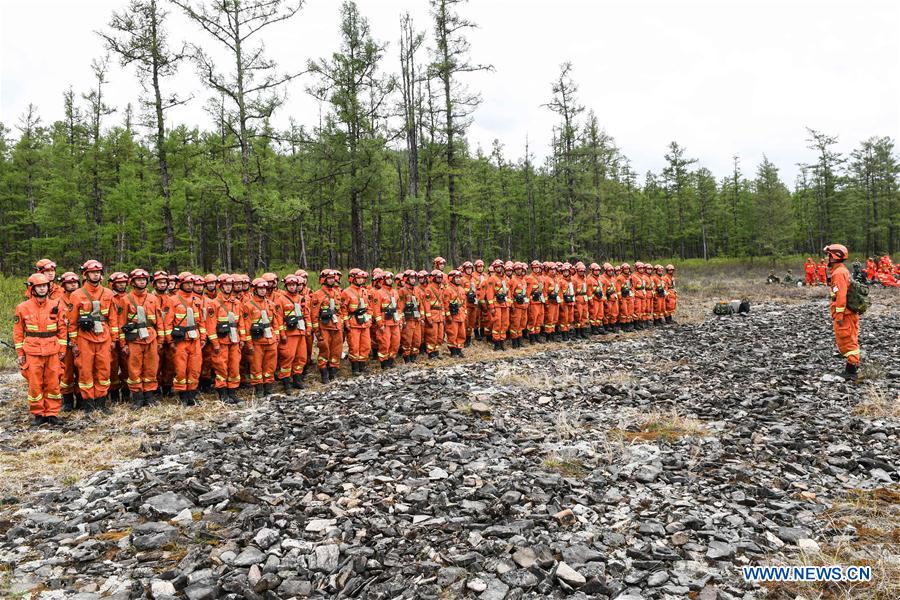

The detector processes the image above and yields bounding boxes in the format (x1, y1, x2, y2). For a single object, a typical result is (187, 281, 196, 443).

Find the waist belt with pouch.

(563, 294, 574, 303)
(496, 292, 507, 303)
(548, 292, 558, 302)
(449, 302, 460, 315)
(251, 310, 274, 339)
(622, 287, 631, 297)
(514, 293, 526, 305)
(354, 306, 369, 325)
(466, 291, 477, 303)
(531, 291, 542, 302)
(25, 331, 56, 338)
(171, 325, 196, 341)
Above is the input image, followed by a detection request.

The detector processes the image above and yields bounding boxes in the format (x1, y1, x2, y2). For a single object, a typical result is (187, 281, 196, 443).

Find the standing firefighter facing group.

(11, 256, 679, 427)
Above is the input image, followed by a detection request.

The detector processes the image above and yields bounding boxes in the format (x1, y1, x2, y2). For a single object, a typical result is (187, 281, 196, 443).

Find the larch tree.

(429, 0, 492, 264)
(101, 0, 187, 269)
(172, 0, 304, 272)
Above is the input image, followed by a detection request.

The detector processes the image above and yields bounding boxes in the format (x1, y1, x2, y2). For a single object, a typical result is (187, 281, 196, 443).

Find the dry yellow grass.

(610, 408, 710, 442)
(852, 385, 900, 418)
(542, 454, 588, 479)
(764, 486, 900, 600)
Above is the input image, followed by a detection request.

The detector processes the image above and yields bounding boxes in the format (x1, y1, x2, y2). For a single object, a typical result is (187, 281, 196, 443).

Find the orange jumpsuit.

(200, 290, 219, 388)
(210, 294, 246, 390)
(484, 274, 510, 342)
(573, 275, 589, 331)
(630, 272, 646, 324)
(444, 284, 467, 350)
(641, 272, 653, 321)
(543, 274, 561, 335)
(154, 291, 176, 392)
(117, 290, 163, 393)
(476, 269, 491, 333)
(829, 263, 860, 366)
(600, 274, 619, 327)
(58, 291, 78, 400)
(169, 290, 207, 392)
(525, 273, 545, 336)
(651, 274, 667, 319)
(664, 274, 677, 317)
(817, 261, 827, 285)
(14, 295, 66, 416)
(558, 276, 575, 333)
(805, 260, 817, 286)
(310, 286, 344, 370)
(509, 276, 529, 339)
(462, 273, 481, 339)
(587, 274, 604, 329)
(275, 291, 308, 380)
(110, 291, 129, 395)
(617, 274, 633, 325)
(372, 285, 401, 363)
(424, 283, 446, 354)
(341, 284, 373, 364)
(243, 295, 281, 386)
(63, 283, 117, 400)
(398, 284, 428, 358)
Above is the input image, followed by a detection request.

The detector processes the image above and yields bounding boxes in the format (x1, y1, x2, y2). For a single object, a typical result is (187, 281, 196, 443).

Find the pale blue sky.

(2, 0, 898, 185)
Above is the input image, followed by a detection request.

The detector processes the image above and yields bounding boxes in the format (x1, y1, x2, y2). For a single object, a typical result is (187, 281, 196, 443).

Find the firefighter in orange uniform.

(14, 274, 66, 426)
(817, 258, 827, 285)
(652, 264, 667, 324)
(341, 270, 374, 374)
(424, 270, 447, 358)
(444, 270, 467, 356)
(433, 256, 447, 272)
(398, 270, 428, 362)
(599, 263, 619, 333)
(617, 263, 635, 332)
(804, 258, 817, 286)
(310, 269, 344, 383)
(210, 275, 245, 403)
(474, 259, 490, 339)
(587, 263, 606, 335)
(509, 262, 529, 347)
(243, 277, 283, 397)
(62, 260, 117, 412)
(275, 274, 308, 391)
(525, 261, 546, 343)
(460, 262, 480, 345)
(34, 259, 64, 301)
(198, 274, 219, 392)
(117, 269, 163, 409)
(629, 262, 646, 330)
(294, 270, 315, 379)
(107, 272, 131, 402)
(484, 260, 510, 350)
(371, 270, 401, 368)
(152, 271, 175, 398)
(573, 262, 590, 339)
(58, 272, 81, 410)
(542, 262, 560, 341)
(169, 272, 207, 406)
(557, 263, 575, 340)
(824, 244, 861, 379)
(664, 264, 677, 323)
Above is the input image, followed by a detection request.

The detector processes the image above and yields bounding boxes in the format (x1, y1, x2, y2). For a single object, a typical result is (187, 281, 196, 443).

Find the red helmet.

(433, 256, 446, 266)
(474, 259, 485, 268)
(284, 274, 301, 285)
(418, 270, 430, 280)
(590, 263, 601, 271)
(153, 270, 169, 282)
(372, 270, 385, 281)
(349, 268, 361, 278)
(561, 262, 572, 272)
(503, 261, 514, 270)
(462, 261, 474, 269)
(530, 260, 542, 269)
(603, 262, 613, 271)
(575, 261, 586, 271)
(634, 261, 644, 269)
(204, 273, 216, 283)
(431, 269, 444, 279)
(621, 263, 631, 271)
(294, 269, 308, 279)
(129, 269, 150, 281)
(383, 270, 394, 280)
(654, 264, 664, 271)
(190, 274, 204, 285)
(251, 277, 268, 288)
(109, 272, 128, 284)
(666, 264, 675, 271)
(449, 269, 461, 278)
(546, 262, 557, 271)
(356, 270, 370, 281)
(60, 272, 79, 284)
(168, 273, 178, 283)
(178, 271, 193, 281)
(824, 244, 848, 261)
(81, 260, 104, 273)
(261, 272, 278, 285)
(218, 274, 235, 285)
(27, 273, 50, 287)
(35, 258, 57, 273)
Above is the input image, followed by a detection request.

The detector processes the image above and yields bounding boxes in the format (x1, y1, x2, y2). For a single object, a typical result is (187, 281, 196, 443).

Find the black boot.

(146, 389, 160, 406)
(666, 315, 674, 324)
(843, 363, 860, 381)
(456, 348, 465, 358)
(320, 368, 331, 384)
(494, 341, 502, 351)
(465, 337, 472, 347)
(428, 351, 438, 359)
(226, 388, 240, 404)
(263, 383, 272, 396)
(381, 360, 389, 369)
(108, 388, 119, 403)
(119, 388, 130, 402)
(498, 340, 506, 351)
(130, 391, 144, 410)
(217, 388, 228, 402)
(254, 385, 266, 399)
(96, 395, 112, 414)
(62, 394, 75, 412)
(282, 379, 293, 394)
(46, 415, 61, 427)
(32, 415, 47, 427)
(162, 386, 172, 398)
(329, 366, 339, 380)
(409, 353, 418, 363)
(178, 391, 191, 406)
(292, 374, 305, 389)
(351, 362, 360, 375)
(387, 358, 395, 368)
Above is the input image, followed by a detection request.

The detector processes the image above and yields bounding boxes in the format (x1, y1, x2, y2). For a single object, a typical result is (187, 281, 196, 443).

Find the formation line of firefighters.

(13, 257, 678, 426)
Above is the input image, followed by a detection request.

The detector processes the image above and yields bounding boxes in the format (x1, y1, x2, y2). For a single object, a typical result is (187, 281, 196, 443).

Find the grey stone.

(142, 492, 194, 518)
(233, 546, 265, 567)
(555, 561, 586, 586)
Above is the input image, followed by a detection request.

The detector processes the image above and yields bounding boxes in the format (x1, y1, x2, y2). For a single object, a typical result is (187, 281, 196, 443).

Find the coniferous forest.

(0, 0, 897, 275)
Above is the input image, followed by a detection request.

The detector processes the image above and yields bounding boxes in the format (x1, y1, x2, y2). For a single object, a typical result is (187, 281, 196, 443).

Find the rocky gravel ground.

(1, 292, 898, 600)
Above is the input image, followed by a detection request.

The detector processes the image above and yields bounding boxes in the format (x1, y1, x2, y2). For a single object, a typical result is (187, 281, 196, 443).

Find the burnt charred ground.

(0, 285, 897, 599)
